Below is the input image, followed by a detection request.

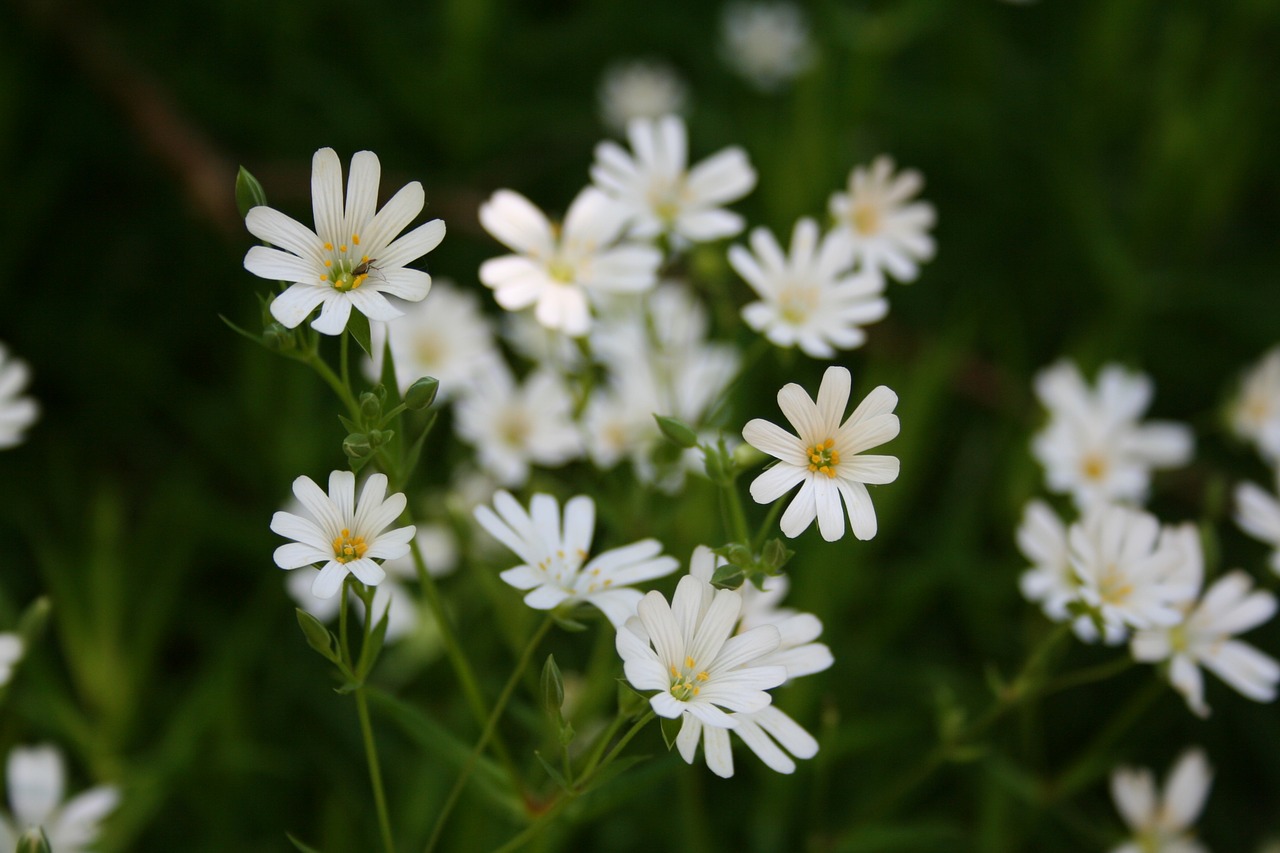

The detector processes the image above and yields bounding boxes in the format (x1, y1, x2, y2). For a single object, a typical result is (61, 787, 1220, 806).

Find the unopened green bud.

(359, 392, 381, 422)
(405, 376, 440, 411)
(732, 442, 766, 468)
(654, 414, 698, 449)
(261, 323, 296, 351)
(342, 433, 372, 458)
(235, 166, 268, 219)
(366, 429, 393, 448)
(541, 654, 565, 718)
(16, 827, 51, 853)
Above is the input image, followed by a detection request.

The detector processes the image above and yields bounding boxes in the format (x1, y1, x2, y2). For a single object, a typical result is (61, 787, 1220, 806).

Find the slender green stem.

(357, 687, 396, 853)
(340, 331, 351, 398)
(426, 616, 555, 853)
(573, 709, 632, 785)
(1042, 656, 1134, 696)
(718, 474, 751, 545)
(307, 352, 360, 420)
(751, 496, 787, 552)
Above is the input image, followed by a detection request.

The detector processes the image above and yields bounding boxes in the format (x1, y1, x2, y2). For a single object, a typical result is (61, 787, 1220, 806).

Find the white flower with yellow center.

(0, 344, 38, 450)
(1110, 748, 1212, 853)
(475, 491, 678, 627)
(244, 148, 445, 335)
(0, 745, 120, 853)
(719, 1, 815, 92)
(598, 59, 688, 134)
(591, 114, 757, 245)
(1230, 347, 1280, 461)
(270, 471, 415, 599)
(617, 574, 786, 733)
(731, 217, 888, 358)
(743, 366, 900, 541)
(1016, 499, 1079, 622)
(828, 156, 936, 284)
(478, 187, 661, 337)
(1235, 474, 1280, 575)
(1067, 505, 1196, 643)
(1032, 361, 1193, 510)
(453, 363, 582, 487)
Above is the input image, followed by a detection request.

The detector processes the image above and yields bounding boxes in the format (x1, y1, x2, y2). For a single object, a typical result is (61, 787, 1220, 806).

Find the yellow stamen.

(324, 242, 333, 251)
(352, 233, 361, 246)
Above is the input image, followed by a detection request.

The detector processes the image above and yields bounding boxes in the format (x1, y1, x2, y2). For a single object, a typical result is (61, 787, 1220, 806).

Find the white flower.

(0, 344, 38, 449)
(719, 2, 815, 92)
(731, 217, 888, 358)
(270, 471, 415, 599)
(1068, 505, 1196, 643)
(1132, 569, 1279, 718)
(591, 114, 757, 245)
(478, 187, 661, 337)
(0, 745, 120, 853)
(366, 280, 501, 403)
(598, 59, 688, 134)
(0, 634, 22, 687)
(476, 491, 679, 626)
(1231, 347, 1280, 461)
(1032, 361, 1193, 510)
(828, 156, 936, 284)
(1016, 499, 1078, 622)
(617, 575, 786, 735)
(743, 366, 900, 541)
(244, 148, 445, 335)
(1110, 748, 1212, 853)
(453, 363, 581, 487)
(1235, 476, 1280, 574)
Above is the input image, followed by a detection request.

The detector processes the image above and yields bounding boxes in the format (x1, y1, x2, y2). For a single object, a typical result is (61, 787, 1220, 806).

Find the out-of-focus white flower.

(1016, 499, 1078, 622)
(366, 280, 500, 403)
(270, 471, 415, 599)
(0, 745, 120, 853)
(1032, 361, 1193, 510)
(719, 2, 815, 92)
(244, 148, 445, 335)
(829, 156, 936, 285)
(616, 574, 786, 773)
(1231, 347, 1280, 462)
(453, 363, 581, 487)
(1235, 475, 1280, 575)
(743, 366, 900, 541)
(1109, 748, 1212, 853)
(476, 491, 678, 627)
(598, 59, 688, 134)
(1132, 567, 1279, 718)
(0, 344, 38, 449)
(478, 187, 661, 337)
(591, 115, 756, 245)
(0, 634, 22, 687)
(731, 217, 887, 358)
(1068, 505, 1196, 644)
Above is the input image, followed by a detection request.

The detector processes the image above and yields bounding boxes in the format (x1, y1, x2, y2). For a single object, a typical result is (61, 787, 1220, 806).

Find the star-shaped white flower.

(731, 217, 888, 358)
(1231, 347, 1280, 462)
(270, 471, 416, 599)
(617, 574, 786, 731)
(0, 745, 120, 853)
(743, 365, 900, 541)
(475, 491, 678, 627)
(244, 148, 445, 335)
(1032, 361, 1193, 510)
(1109, 748, 1212, 853)
(828, 156, 936, 284)
(1131, 569, 1279, 718)
(1235, 475, 1280, 575)
(478, 187, 661, 337)
(0, 343, 38, 450)
(591, 114, 757, 245)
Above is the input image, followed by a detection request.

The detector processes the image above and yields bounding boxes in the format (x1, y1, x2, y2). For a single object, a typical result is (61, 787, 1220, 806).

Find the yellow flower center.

(779, 283, 818, 324)
(807, 438, 840, 478)
(1097, 564, 1133, 606)
(669, 655, 710, 701)
(1081, 451, 1108, 482)
(332, 528, 368, 564)
(318, 236, 377, 292)
(547, 258, 576, 283)
(851, 202, 881, 236)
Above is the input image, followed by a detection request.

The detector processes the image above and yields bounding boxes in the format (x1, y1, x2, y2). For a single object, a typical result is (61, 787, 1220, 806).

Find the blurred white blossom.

(598, 59, 688, 134)
(1110, 748, 1212, 853)
(828, 156, 936, 284)
(1235, 474, 1280, 575)
(0, 343, 38, 449)
(0, 745, 120, 853)
(719, 2, 815, 92)
(1230, 347, 1280, 462)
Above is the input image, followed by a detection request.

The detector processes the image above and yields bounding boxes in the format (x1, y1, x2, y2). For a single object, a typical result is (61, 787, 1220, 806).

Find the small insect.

(351, 258, 379, 278)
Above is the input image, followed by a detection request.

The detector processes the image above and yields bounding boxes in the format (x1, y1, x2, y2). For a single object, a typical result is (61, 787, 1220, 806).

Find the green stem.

(751, 496, 787, 552)
(340, 330, 351, 398)
(1042, 656, 1134, 696)
(357, 687, 396, 853)
(719, 477, 751, 545)
(307, 351, 360, 420)
(573, 709, 632, 785)
(426, 616, 556, 853)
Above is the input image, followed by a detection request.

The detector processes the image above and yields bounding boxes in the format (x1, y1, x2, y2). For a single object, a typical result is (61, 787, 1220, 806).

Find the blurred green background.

(3, 0, 1279, 849)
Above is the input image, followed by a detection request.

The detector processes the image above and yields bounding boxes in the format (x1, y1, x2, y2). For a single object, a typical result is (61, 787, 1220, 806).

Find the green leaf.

(355, 602, 391, 679)
(235, 166, 267, 218)
(659, 715, 681, 751)
(295, 608, 340, 665)
(285, 833, 324, 853)
(400, 411, 439, 488)
(533, 750, 572, 793)
(653, 414, 698, 448)
(347, 311, 373, 357)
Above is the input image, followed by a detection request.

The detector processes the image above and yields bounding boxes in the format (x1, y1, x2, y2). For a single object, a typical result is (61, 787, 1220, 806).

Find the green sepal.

(295, 608, 341, 665)
(338, 415, 360, 434)
(533, 750, 572, 793)
(16, 827, 51, 853)
(654, 414, 698, 449)
(541, 654, 565, 717)
(760, 538, 793, 572)
(659, 715, 681, 751)
(334, 679, 362, 695)
(220, 314, 265, 346)
(235, 166, 268, 219)
(552, 610, 589, 632)
(355, 602, 391, 679)
(285, 833, 324, 853)
(347, 311, 373, 357)
(342, 433, 372, 459)
(713, 542, 754, 568)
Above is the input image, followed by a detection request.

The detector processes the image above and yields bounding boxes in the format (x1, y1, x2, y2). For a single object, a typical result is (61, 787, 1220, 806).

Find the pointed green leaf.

(400, 410, 439, 487)
(347, 311, 373, 357)
(235, 166, 268, 218)
(541, 654, 565, 718)
(295, 608, 340, 664)
(534, 750, 572, 792)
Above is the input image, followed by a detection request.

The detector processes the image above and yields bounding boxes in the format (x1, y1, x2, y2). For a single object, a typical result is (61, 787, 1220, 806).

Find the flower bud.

(235, 166, 268, 219)
(654, 414, 698, 449)
(342, 433, 372, 459)
(359, 392, 382, 422)
(405, 376, 440, 411)
(16, 827, 51, 853)
(261, 322, 296, 351)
